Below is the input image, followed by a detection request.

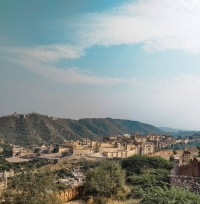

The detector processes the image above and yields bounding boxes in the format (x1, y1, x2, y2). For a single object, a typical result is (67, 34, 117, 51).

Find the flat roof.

(5, 157, 31, 163)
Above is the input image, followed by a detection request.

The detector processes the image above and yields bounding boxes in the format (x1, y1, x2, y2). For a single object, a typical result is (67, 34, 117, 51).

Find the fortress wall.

(57, 186, 84, 203)
(147, 150, 182, 157)
(170, 175, 200, 194)
(173, 152, 200, 194)
(104, 149, 136, 158)
(73, 149, 91, 155)
(179, 158, 200, 177)
(127, 149, 136, 157)
(100, 147, 120, 153)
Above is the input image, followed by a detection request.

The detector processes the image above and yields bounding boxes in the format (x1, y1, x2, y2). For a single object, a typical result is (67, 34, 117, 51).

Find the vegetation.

(163, 141, 200, 151)
(85, 160, 126, 203)
(83, 155, 200, 203)
(1, 144, 13, 158)
(0, 158, 49, 172)
(1, 154, 200, 203)
(55, 168, 73, 178)
(1, 172, 61, 204)
(128, 168, 170, 189)
(121, 155, 173, 176)
(139, 185, 200, 204)
(78, 158, 102, 173)
(122, 155, 200, 204)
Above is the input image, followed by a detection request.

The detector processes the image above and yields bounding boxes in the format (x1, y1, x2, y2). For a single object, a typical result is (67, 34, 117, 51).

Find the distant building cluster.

(175, 138, 190, 144)
(64, 133, 175, 158)
(8, 132, 186, 161)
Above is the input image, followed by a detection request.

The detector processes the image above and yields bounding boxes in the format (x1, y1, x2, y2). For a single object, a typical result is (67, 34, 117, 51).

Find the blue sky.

(1, 0, 200, 129)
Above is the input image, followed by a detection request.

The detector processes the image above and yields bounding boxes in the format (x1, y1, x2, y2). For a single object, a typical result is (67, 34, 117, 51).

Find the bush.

(140, 186, 200, 204)
(128, 169, 170, 188)
(56, 168, 72, 178)
(121, 155, 173, 176)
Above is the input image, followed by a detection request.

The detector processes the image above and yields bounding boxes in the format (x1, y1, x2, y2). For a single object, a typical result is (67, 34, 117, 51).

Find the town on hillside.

(0, 132, 185, 161)
(0, 132, 200, 203)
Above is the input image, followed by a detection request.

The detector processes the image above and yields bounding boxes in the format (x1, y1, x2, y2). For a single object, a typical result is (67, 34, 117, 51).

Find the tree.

(52, 144, 59, 153)
(85, 160, 125, 199)
(34, 148, 41, 153)
(177, 136, 182, 140)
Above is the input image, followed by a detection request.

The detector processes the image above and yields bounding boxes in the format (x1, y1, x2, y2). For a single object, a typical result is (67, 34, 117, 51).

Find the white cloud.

(2, 0, 200, 85)
(2, 54, 140, 85)
(74, 0, 200, 53)
(1, 45, 84, 62)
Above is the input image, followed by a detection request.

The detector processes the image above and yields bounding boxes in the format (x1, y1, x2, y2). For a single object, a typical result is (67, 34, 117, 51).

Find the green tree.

(85, 160, 125, 200)
(34, 148, 41, 153)
(177, 136, 182, 140)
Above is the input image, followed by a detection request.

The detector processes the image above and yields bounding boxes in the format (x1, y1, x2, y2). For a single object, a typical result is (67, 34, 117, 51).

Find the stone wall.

(73, 149, 91, 155)
(170, 175, 200, 194)
(104, 149, 136, 158)
(56, 186, 84, 203)
(179, 158, 200, 177)
(147, 150, 182, 157)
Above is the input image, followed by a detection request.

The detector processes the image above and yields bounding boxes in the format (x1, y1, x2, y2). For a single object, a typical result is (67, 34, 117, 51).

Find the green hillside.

(0, 113, 165, 147)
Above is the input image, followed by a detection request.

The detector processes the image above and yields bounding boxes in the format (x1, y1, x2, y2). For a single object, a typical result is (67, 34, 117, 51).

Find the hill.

(159, 127, 183, 132)
(0, 113, 165, 147)
(170, 131, 199, 138)
(159, 127, 200, 138)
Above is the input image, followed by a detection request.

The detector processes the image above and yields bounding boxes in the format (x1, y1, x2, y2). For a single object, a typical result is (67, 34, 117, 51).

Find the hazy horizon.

(1, 0, 200, 130)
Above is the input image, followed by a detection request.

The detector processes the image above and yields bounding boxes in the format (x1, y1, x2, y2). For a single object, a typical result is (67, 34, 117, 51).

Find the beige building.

(64, 133, 174, 158)
(12, 145, 27, 157)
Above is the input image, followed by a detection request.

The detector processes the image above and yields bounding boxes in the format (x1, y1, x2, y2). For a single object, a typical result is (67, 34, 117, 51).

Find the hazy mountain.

(170, 131, 199, 138)
(158, 127, 200, 138)
(0, 113, 165, 147)
(158, 127, 195, 132)
(159, 127, 183, 132)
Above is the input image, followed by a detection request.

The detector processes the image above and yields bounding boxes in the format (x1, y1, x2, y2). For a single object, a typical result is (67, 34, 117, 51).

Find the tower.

(2, 170, 7, 189)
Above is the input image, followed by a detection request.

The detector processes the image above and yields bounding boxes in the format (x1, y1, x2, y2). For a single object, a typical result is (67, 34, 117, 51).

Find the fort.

(64, 133, 175, 158)
(8, 132, 183, 160)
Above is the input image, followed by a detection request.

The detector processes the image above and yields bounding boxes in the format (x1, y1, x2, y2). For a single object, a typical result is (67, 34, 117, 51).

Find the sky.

(1, 0, 200, 130)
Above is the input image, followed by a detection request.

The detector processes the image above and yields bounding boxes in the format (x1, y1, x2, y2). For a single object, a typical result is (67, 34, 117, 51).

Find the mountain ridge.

(0, 113, 165, 147)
